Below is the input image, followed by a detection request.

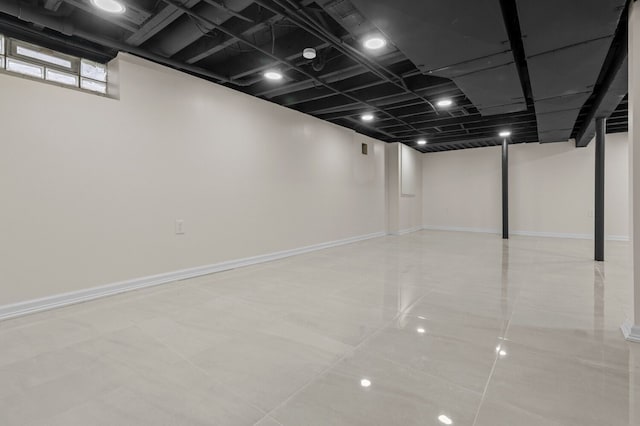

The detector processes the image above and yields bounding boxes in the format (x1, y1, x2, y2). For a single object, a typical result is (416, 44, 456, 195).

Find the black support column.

(502, 137, 509, 239)
(595, 118, 606, 261)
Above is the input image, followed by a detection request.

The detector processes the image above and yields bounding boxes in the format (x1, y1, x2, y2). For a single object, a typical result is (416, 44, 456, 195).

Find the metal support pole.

(502, 138, 509, 239)
(595, 118, 606, 261)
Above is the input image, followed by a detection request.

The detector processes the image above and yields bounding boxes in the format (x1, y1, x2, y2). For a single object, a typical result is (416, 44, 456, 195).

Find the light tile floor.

(1, 230, 639, 425)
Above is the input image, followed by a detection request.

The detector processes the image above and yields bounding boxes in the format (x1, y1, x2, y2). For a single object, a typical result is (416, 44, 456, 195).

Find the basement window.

(0, 35, 109, 96)
(6, 58, 44, 79)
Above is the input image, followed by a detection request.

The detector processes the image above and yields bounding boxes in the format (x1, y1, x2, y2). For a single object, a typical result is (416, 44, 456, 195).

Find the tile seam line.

(255, 289, 436, 424)
(130, 324, 272, 419)
(471, 261, 524, 426)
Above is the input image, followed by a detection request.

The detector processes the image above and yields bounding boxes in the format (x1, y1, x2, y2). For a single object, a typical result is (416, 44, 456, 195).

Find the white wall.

(423, 133, 630, 239)
(0, 53, 387, 306)
(422, 145, 501, 233)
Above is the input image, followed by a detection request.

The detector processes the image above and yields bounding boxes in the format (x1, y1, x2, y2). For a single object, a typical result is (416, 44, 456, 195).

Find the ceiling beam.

(182, 13, 284, 64)
(575, 0, 629, 147)
(126, 0, 201, 46)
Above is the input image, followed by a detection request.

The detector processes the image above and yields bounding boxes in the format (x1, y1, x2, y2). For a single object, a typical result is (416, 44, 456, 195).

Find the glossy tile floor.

(1, 230, 639, 425)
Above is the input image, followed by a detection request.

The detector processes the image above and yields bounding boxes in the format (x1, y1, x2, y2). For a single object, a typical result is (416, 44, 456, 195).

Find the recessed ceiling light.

(437, 99, 453, 108)
(417, 327, 426, 334)
(360, 378, 372, 388)
(496, 346, 507, 357)
(303, 48, 317, 60)
(361, 113, 374, 122)
(264, 70, 283, 81)
(438, 414, 453, 425)
(417, 139, 427, 145)
(363, 37, 387, 50)
(499, 130, 512, 138)
(91, 0, 126, 13)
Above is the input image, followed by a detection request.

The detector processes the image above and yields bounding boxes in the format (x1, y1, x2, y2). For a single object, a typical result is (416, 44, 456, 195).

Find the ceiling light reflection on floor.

(438, 414, 453, 424)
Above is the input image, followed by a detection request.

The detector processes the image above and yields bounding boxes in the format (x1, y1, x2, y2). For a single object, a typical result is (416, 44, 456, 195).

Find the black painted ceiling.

(0, 0, 629, 152)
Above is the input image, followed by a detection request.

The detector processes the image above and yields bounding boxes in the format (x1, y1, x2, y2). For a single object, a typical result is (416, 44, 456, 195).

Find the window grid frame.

(0, 35, 110, 97)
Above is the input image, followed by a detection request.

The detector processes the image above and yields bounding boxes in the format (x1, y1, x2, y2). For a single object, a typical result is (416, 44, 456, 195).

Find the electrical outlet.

(175, 219, 185, 235)
(588, 210, 594, 218)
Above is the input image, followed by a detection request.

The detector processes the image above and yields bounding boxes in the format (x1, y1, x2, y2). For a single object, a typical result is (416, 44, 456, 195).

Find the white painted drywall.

(422, 133, 629, 239)
(0, 53, 387, 306)
(423, 144, 501, 233)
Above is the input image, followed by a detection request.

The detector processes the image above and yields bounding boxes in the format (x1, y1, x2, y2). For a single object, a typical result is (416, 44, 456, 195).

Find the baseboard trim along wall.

(621, 320, 640, 343)
(0, 231, 386, 321)
(422, 225, 500, 234)
(422, 225, 630, 241)
(389, 226, 423, 236)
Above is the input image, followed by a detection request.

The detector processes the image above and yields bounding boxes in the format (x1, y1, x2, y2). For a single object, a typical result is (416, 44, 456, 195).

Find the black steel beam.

(398, 127, 538, 146)
(499, 0, 535, 108)
(595, 118, 606, 261)
(575, 0, 629, 147)
(421, 136, 503, 151)
(502, 137, 509, 239)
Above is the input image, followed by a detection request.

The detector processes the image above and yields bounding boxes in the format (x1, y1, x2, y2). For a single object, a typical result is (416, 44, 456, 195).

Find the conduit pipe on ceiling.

(0, 0, 263, 86)
(159, 0, 428, 137)
(252, 0, 438, 114)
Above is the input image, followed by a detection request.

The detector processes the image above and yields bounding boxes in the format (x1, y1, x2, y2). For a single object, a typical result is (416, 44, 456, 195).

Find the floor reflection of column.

(501, 240, 509, 319)
(594, 263, 605, 340)
(629, 343, 640, 425)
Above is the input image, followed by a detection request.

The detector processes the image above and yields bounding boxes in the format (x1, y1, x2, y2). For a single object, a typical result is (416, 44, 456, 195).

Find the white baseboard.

(389, 226, 423, 236)
(422, 225, 500, 234)
(0, 231, 386, 321)
(606, 235, 630, 242)
(512, 230, 630, 241)
(621, 320, 640, 343)
(422, 225, 629, 241)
